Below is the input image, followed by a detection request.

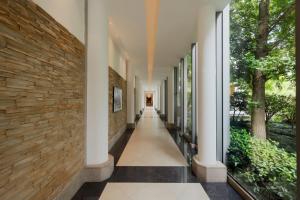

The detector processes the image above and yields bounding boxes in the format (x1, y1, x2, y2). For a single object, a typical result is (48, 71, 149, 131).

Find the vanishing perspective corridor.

(117, 108, 187, 166)
(72, 109, 241, 200)
(3, 1, 296, 199)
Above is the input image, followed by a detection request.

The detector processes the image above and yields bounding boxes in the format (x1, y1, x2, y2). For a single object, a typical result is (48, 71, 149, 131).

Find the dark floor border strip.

(109, 128, 134, 165)
(109, 166, 199, 183)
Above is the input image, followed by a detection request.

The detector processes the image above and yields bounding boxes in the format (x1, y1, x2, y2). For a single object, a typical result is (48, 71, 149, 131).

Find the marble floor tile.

(99, 183, 209, 200)
(72, 108, 242, 200)
(117, 108, 187, 166)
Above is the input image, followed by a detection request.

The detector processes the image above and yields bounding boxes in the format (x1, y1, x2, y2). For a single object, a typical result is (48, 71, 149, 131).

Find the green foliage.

(266, 78, 295, 97)
(227, 129, 296, 199)
(279, 96, 296, 126)
(245, 50, 295, 81)
(230, 91, 249, 122)
(249, 138, 296, 199)
(230, 0, 295, 83)
(229, 0, 296, 197)
(227, 129, 251, 170)
(265, 94, 287, 123)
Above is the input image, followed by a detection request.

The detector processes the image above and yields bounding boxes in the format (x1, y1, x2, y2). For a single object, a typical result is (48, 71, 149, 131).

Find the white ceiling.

(108, 0, 230, 81)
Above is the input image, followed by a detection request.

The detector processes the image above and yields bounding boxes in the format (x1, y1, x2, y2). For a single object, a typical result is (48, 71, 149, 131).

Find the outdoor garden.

(227, 0, 296, 199)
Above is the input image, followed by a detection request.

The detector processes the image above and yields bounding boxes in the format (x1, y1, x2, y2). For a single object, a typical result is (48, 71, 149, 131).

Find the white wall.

(108, 36, 127, 80)
(33, 0, 85, 43)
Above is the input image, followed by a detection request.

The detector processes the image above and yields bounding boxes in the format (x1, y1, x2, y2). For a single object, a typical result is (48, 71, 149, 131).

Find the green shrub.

(227, 128, 296, 200)
(227, 128, 251, 170)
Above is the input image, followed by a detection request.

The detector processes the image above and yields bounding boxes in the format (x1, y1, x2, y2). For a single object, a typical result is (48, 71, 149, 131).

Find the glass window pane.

(227, 0, 296, 199)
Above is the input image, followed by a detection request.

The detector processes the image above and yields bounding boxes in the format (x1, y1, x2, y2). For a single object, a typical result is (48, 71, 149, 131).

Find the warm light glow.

(145, 0, 160, 83)
(108, 18, 113, 25)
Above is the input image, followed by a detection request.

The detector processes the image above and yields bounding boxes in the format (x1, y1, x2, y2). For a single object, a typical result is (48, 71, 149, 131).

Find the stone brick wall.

(0, 1, 85, 200)
(109, 67, 127, 143)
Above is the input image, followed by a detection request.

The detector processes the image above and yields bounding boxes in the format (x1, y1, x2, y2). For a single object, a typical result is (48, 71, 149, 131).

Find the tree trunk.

(251, 0, 270, 139)
(252, 72, 266, 139)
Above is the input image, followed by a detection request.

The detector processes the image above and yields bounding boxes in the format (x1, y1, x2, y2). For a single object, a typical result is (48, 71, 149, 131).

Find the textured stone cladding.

(109, 67, 127, 142)
(0, 1, 85, 200)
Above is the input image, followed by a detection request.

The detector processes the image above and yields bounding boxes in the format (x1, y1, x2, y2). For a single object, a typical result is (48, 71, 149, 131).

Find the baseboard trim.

(192, 156, 227, 182)
(83, 154, 114, 182)
(108, 125, 127, 150)
(166, 123, 175, 129)
(55, 169, 84, 200)
(56, 154, 114, 200)
(135, 114, 140, 122)
(127, 123, 136, 129)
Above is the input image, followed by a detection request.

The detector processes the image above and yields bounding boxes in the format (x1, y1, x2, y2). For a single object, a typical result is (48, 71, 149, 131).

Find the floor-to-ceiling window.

(172, 49, 197, 165)
(184, 54, 192, 140)
(174, 59, 184, 138)
(226, 0, 296, 199)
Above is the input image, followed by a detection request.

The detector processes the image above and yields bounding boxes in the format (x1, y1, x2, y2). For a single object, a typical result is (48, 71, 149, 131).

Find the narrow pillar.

(153, 90, 157, 109)
(85, 0, 113, 181)
(160, 80, 165, 115)
(135, 77, 140, 116)
(140, 84, 145, 111)
(127, 64, 135, 128)
(157, 85, 160, 111)
(192, 4, 227, 182)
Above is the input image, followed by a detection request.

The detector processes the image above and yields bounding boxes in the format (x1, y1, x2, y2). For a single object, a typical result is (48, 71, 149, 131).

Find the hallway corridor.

(1, 1, 297, 199)
(73, 109, 242, 200)
(100, 108, 207, 199)
(117, 108, 187, 166)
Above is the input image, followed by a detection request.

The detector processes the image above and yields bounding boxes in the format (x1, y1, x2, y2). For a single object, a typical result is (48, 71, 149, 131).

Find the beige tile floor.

(100, 108, 210, 200)
(99, 183, 209, 200)
(117, 108, 188, 166)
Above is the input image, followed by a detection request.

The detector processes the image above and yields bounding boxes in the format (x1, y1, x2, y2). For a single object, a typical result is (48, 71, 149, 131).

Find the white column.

(192, 4, 226, 182)
(196, 4, 217, 164)
(86, 0, 109, 165)
(157, 85, 160, 111)
(135, 77, 140, 115)
(160, 81, 165, 115)
(153, 90, 157, 109)
(127, 64, 135, 125)
(141, 85, 145, 110)
(167, 68, 174, 124)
